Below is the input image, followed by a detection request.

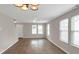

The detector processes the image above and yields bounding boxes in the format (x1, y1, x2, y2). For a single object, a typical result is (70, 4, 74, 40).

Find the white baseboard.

(0, 39, 18, 54)
(47, 39, 69, 54)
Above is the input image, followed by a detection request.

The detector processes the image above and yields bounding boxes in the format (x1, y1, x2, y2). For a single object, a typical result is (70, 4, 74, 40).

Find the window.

(59, 15, 79, 48)
(32, 25, 37, 34)
(32, 24, 43, 35)
(59, 18, 68, 43)
(38, 25, 43, 34)
(47, 24, 50, 36)
(71, 15, 79, 47)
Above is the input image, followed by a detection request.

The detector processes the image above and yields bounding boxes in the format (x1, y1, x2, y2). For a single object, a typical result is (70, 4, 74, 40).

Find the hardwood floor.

(3, 38, 66, 54)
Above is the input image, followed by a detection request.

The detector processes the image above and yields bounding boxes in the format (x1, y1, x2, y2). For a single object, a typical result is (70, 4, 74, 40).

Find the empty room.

(0, 4, 79, 54)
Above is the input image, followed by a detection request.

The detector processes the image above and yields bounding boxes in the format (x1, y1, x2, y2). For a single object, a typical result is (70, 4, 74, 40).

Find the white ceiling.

(0, 4, 77, 23)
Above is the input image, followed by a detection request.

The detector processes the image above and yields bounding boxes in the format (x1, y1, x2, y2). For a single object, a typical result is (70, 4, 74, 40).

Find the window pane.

(32, 25, 37, 34)
(71, 15, 79, 31)
(60, 31, 68, 43)
(59, 18, 68, 43)
(47, 24, 50, 36)
(60, 18, 68, 31)
(38, 25, 43, 34)
(72, 32, 79, 47)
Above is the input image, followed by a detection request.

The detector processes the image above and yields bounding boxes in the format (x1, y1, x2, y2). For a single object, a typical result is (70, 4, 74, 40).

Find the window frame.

(47, 24, 50, 36)
(71, 15, 79, 48)
(38, 24, 43, 34)
(59, 15, 79, 48)
(32, 25, 37, 34)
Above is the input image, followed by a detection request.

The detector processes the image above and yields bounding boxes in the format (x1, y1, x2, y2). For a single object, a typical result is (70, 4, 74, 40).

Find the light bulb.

(21, 5, 28, 10)
(31, 6, 38, 11)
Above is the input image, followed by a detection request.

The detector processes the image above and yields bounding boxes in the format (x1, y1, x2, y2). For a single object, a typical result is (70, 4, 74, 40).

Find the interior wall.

(22, 23, 46, 38)
(47, 7, 79, 54)
(0, 12, 18, 53)
(15, 24, 23, 38)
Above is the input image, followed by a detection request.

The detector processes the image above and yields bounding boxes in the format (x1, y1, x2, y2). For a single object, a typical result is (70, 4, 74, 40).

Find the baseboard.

(47, 39, 69, 54)
(1, 39, 18, 54)
(19, 37, 46, 41)
(20, 37, 46, 39)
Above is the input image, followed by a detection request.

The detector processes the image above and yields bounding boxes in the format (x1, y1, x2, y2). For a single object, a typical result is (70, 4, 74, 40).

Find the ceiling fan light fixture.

(31, 5, 38, 11)
(15, 4, 39, 11)
(21, 4, 28, 10)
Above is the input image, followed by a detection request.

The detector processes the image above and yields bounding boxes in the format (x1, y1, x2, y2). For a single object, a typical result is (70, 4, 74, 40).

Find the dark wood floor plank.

(3, 39, 66, 54)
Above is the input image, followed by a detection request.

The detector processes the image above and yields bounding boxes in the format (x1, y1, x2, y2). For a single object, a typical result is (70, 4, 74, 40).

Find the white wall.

(47, 7, 79, 54)
(23, 23, 46, 38)
(0, 12, 18, 53)
(15, 24, 23, 38)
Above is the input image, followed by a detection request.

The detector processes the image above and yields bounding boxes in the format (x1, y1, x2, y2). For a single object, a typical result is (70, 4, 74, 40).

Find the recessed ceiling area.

(0, 4, 77, 23)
